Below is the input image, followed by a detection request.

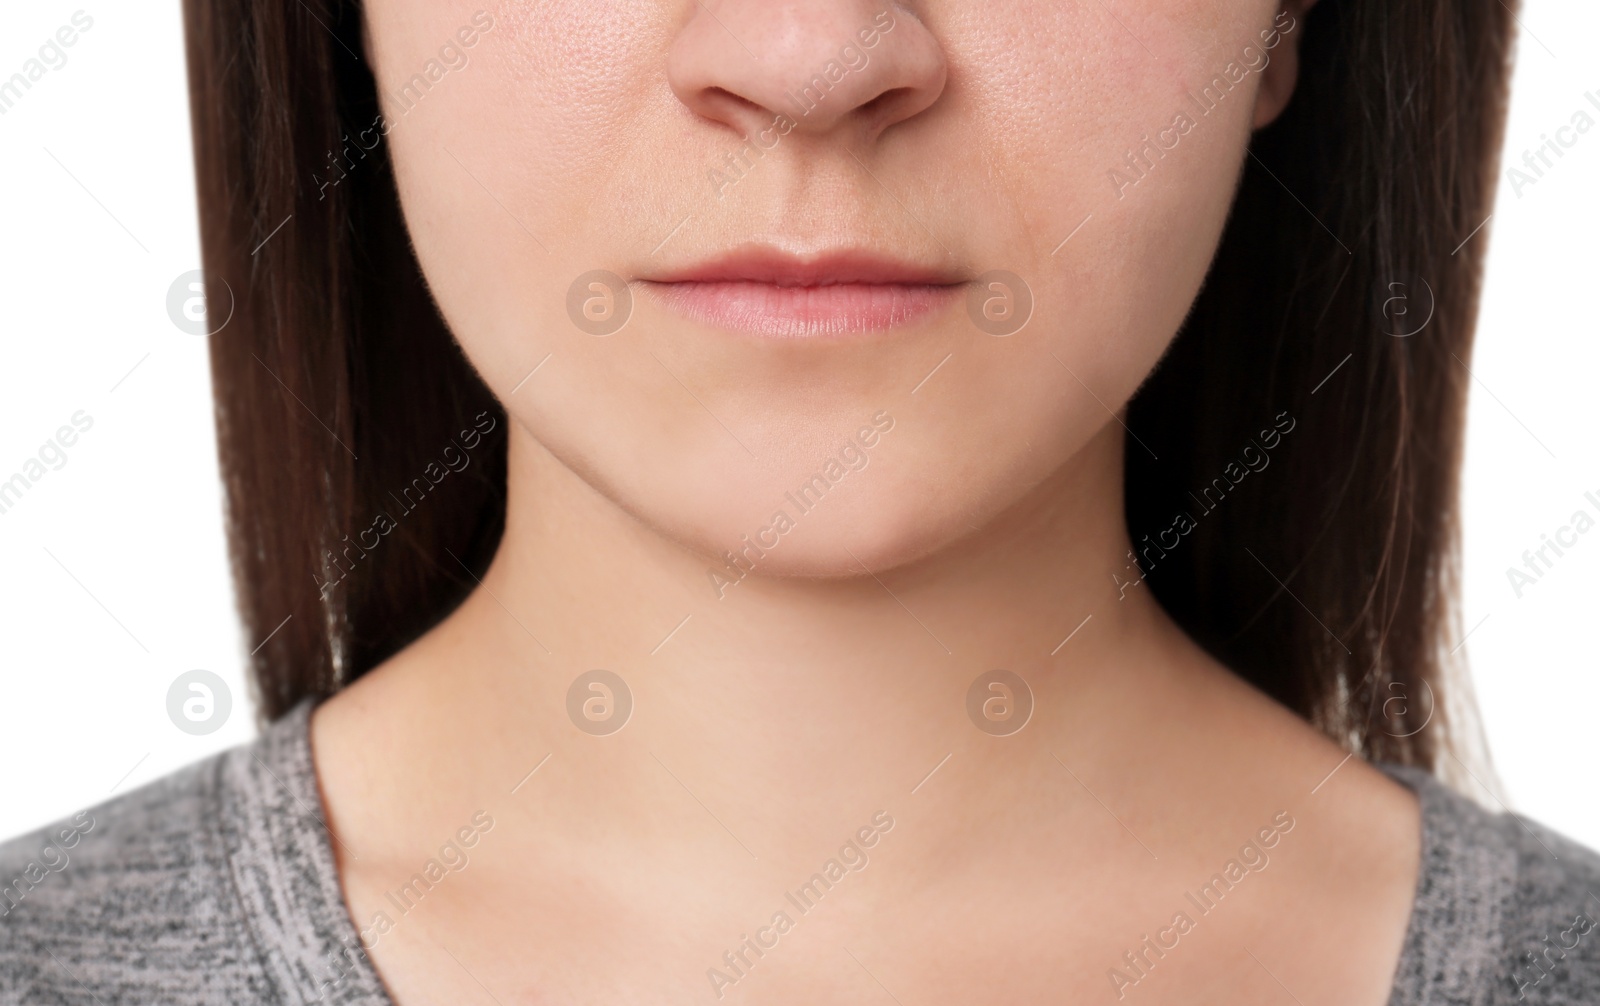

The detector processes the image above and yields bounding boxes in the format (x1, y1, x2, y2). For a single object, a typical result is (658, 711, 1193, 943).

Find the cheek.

(960, 0, 1274, 382)
(372, 0, 667, 376)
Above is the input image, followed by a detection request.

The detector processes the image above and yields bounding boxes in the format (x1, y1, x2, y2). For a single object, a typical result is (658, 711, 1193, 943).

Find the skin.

(311, 1, 1421, 1002)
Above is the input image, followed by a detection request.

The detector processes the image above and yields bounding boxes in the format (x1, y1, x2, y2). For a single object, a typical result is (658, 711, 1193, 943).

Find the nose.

(668, 1, 947, 140)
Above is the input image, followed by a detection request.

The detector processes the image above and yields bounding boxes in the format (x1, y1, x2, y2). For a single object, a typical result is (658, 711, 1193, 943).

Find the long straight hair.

(182, 0, 1519, 774)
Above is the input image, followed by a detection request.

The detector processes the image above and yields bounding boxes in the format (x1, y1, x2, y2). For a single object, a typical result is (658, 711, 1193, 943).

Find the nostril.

(687, 85, 775, 136)
(859, 87, 912, 119)
(707, 87, 764, 114)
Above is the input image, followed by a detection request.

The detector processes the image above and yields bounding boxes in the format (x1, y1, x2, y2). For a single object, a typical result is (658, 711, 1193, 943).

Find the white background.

(0, 3, 1595, 846)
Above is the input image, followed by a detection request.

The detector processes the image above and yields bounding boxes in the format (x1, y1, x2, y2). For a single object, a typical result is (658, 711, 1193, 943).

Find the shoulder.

(0, 749, 274, 1003)
(0, 701, 385, 1005)
(1380, 763, 1600, 1006)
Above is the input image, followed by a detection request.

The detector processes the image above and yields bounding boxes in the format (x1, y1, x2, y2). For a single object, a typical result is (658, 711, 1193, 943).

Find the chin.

(654, 459, 995, 593)
(692, 518, 956, 591)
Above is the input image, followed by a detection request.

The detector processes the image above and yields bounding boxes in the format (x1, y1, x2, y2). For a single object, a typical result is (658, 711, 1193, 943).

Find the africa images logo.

(1504, 489, 1600, 599)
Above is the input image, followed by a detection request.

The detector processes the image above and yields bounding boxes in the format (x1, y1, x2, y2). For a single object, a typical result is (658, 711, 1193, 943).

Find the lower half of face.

(364, 0, 1285, 575)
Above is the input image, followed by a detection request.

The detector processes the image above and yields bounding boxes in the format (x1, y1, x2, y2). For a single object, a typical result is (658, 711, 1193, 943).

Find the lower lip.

(642, 280, 963, 338)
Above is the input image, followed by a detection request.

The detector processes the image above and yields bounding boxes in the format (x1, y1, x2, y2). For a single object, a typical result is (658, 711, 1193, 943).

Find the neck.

(403, 417, 1208, 861)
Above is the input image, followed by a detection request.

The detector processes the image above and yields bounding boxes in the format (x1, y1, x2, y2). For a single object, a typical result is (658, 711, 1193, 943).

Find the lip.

(638, 247, 966, 338)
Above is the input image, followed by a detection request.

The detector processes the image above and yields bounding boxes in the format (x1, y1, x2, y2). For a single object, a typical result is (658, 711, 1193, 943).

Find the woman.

(3, 0, 1596, 1002)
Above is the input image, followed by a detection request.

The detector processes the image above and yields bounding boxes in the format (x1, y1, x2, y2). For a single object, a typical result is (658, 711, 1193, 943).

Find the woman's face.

(362, 0, 1297, 577)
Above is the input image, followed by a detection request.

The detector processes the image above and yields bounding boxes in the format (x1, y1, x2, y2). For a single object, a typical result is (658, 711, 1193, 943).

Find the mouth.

(637, 246, 967, 338)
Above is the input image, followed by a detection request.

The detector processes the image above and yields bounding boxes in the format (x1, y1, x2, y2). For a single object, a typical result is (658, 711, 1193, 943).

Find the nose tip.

(668, 3, 947, 139)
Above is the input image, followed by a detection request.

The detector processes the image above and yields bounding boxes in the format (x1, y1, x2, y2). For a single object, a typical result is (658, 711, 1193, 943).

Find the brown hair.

(182, 0, 1519, 772)
(1126, 2, 1516, 773)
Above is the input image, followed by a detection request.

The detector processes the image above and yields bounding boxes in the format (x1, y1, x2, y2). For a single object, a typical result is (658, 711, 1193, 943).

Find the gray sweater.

(1, 701, 1597, 1004)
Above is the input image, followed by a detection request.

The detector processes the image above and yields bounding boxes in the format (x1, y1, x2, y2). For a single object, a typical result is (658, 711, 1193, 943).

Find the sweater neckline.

(1373, 761, 1516, 1005)
(220, 698, 400, 1005)
(230, 702, 1508, 1006)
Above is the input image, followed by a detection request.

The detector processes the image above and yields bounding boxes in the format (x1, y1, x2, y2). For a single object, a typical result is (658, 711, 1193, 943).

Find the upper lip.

(639, 246, 966, 287)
